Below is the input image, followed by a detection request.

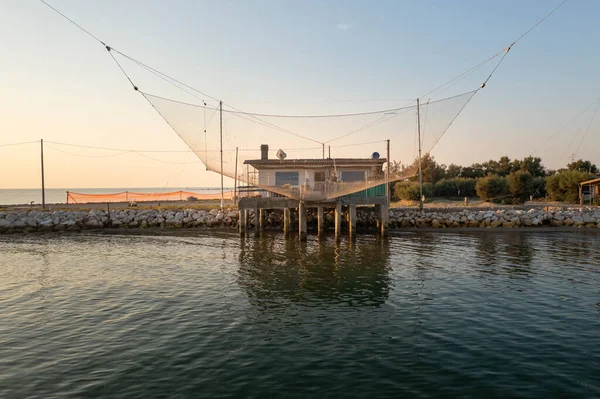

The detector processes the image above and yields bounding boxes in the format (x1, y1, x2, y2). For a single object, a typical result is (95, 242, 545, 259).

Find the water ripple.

(0, 231, 599, 398)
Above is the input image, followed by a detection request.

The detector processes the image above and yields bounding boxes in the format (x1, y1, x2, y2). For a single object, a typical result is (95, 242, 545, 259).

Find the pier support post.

(334, 202, 342, 240)
(374, 204, 381, 229)
(238, 209, 246, 236)
(349, 205, 357, 237)
(380, 203, 389, 236)
(253, 205, 260, 235)
(299, 201, 307, 241)
(284, 208, 292, 237)
(317, 206, 324, 235)
(259, 209, 265, 231)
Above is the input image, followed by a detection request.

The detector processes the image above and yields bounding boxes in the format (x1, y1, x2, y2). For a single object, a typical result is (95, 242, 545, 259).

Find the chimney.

(261, 144, 269, 160)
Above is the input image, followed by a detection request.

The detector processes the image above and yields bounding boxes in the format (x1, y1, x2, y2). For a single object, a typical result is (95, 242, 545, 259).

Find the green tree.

(519, 156, 546, 177)
(546, 170, 594, 202)
(407, 153, 446, 184)
(566, 159, 599, 174)
(497, 156, 513, 176)
(445, 164, 463, 179)
(386, 160, 403, 175)
(460, 166, 486, 179)
(476, 174, 508, 202)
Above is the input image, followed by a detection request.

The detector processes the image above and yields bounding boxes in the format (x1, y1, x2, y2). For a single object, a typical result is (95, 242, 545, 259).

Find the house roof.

(243, 158, 387, 169)
(579, 177, 600, 186)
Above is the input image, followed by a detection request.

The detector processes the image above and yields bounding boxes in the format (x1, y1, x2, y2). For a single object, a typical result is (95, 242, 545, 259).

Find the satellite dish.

(372, 152, 380, 159)
(276, 149, 287, 160)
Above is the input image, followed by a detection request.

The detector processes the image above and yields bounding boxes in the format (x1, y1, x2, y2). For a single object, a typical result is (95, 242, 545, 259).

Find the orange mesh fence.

(66, 190, 234, 204)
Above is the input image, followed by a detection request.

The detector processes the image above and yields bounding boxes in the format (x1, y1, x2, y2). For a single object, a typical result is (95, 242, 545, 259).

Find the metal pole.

(386, 139, 390, 203)
(234, 147, 239, 203)
(322, 143, 325, 159)
(219, 100, 224, 210)
(41, 139, 45, 209)
(417, 98, 423, 212)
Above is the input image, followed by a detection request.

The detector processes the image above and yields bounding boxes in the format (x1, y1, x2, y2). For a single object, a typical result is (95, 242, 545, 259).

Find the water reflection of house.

(237, 234, 391, 308)
(238, 144, 390, 240)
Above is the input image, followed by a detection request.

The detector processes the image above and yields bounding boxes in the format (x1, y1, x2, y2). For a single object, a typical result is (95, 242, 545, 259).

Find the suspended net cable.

(534, 97, 600, 154)
(44, 143, 129, 158)
(569, 101, 600, 159)
(0, 141, 40, 147)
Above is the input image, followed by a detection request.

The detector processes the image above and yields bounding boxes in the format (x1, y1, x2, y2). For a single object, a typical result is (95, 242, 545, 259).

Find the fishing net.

(140, 90, 476, 201)
(66, 190, 234, 204)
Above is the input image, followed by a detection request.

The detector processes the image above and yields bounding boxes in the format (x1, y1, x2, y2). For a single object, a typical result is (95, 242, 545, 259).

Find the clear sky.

(1, 0, 599, 189)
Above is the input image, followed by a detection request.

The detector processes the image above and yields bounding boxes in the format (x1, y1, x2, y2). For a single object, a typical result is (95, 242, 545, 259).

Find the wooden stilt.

(334, 202, 342, 240)
(380, 203, 389, 236)
(284, 208, 292, 237)
(317, 206, 324, 235)
(239, 209, 246, 236)
(299, 201, 307, 241)
(349, 205, 357, 236)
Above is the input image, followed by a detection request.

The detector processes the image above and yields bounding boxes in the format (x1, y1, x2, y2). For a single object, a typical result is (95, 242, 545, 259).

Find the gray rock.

(40, 218, 55, 227)
(86, 219, 102, 228)
(12, 220, 27, 228)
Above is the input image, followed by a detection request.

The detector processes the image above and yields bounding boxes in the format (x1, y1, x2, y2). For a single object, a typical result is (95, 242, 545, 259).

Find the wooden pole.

(219, 100, 224, 210)
(40, 139, 45, 209)
(322, 143, 325, 159)
(234, 147, 239, 204)
(328, 146, 331, 159)
(417, 98, 423, 212)
(386, 139, 390, 203)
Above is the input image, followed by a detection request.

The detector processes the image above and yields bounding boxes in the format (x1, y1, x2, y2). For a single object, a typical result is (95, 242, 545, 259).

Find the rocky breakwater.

(0, 208, 244, 233)
(386, 207, 600, 229)
(1, 207, 600, 234)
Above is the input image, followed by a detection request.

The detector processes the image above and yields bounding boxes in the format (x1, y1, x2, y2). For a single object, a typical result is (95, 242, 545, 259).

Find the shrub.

(433, 178, 477, 198)
(507, 171, 535, 203)
(475, 174, 508, 202)
(393, 181, 432, 201)
(432, 179, 455, 197)
(545, 170, 594, 202)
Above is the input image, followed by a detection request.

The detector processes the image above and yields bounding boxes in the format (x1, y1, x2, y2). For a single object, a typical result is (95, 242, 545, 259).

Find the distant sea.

(0, 188, 228, 206)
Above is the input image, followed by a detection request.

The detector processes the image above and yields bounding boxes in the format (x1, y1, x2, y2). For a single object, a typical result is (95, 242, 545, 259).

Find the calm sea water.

(0, 231, 599, 398)
(0, 188, 226, 205)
